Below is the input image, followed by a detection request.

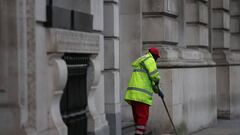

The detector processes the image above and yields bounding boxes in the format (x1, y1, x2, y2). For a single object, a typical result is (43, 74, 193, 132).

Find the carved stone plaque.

(47, 28, 99, 54)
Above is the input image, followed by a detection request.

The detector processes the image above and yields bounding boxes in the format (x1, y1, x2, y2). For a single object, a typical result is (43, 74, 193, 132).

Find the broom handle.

(161, 98, 178, 135)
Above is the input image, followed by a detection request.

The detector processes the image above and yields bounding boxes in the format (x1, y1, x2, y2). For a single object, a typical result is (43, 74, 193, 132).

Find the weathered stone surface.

(186, 25, 208, 47)
(143, 17, 178, 43)
(216, 66, 230, 119)
(120, 1, 142, 131)
(91, 0, 104, 31)
(35, 0, 46, 22)
(119, 0, 140, 14)
(186, 1, 208, 24)
(142, 0, 178, 15)
(230, 0, 240, 16)
(47, 28, 100, 53)
(104, 71, 120, 104)
(230, 17, 240, 33)
(227, 4, 240, 120)
(149, 66, 217, 134)
(228, 51, 240, 64)
(212, 30, 230, 48)
(36, 24, 49, 133)
(199, 2, 208, 24)
(104, 3, 119, 37)
(104, 39, 119, 69)
(230, 65, 240, 118)
(212, 11, 230, 29)
(212, 0, 230, 10)
(230, 34, 240, 50)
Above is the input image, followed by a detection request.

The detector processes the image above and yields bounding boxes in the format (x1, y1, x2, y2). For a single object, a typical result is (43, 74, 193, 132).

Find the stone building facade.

(0, 0, 240, 135)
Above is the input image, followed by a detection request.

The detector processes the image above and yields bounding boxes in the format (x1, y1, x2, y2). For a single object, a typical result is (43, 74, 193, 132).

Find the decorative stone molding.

(46, 28, 101, 134)
(26, 0, 37, 133)
(87, 55, 102, 133)
(227, 51, 240, 64)
(48, 54, 68, 135)
(143, 46, 215, 67)
(212, 50, 230, 64)
(47, 28, 99, 54)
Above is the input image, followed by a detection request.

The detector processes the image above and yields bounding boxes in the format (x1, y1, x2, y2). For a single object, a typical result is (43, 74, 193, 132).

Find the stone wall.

(1, 0, 240, 135)
(230, 65, 240, 118)
(119, 0, 239, 134)
(0, 0, 110, 135)
(148, 67, 217, 134)
(0, 1, 25, 134)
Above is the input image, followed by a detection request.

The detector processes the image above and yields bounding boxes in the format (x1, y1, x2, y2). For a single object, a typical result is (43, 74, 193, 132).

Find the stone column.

(185, 0, 209, 48)
(103, 1, 121, 135)
(229, 0, 240, 118)
(0, 1, 26, 134)
(230, 0, 240, 51)
(142, 0, 179, 49)
(211, 0, 231, 119)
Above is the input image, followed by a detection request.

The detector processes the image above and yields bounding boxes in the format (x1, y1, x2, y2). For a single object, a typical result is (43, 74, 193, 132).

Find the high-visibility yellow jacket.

(124, 52, 160, 106)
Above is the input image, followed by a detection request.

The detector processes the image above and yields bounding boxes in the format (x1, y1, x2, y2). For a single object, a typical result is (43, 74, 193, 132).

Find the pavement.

(191, 119, 240, 135)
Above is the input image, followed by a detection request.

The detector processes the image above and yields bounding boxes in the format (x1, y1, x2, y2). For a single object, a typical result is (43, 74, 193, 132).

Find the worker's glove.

(158, 88, 164, 99)
(153, 85, 164, 99)
(152, 81, 159, 93)
(155, 81, 159, 86)
(152, 85, 159, 93)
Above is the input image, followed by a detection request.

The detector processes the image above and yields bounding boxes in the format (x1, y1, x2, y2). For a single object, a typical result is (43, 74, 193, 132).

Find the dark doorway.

(60, 53, 90, 135)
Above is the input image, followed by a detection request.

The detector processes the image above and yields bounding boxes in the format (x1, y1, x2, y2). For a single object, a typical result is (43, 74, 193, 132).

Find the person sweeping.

(124, 47, 164, 135)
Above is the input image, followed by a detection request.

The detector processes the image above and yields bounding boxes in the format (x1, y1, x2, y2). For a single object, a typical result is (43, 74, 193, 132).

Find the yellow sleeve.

(142, 57, 160, 83)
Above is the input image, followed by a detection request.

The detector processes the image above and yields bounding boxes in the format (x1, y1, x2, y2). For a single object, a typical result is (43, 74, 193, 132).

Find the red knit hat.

(148, 47, 160, 58)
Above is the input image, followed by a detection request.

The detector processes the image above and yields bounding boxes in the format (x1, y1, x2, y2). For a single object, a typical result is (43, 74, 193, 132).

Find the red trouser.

(131, 101, 150, 135)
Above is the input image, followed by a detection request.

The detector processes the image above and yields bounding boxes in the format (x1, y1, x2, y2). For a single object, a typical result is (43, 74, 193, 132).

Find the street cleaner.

(124, 47, 164, 135)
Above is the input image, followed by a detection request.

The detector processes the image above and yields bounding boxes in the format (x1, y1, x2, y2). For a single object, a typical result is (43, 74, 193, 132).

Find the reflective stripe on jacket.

(124, 52, 160, 106)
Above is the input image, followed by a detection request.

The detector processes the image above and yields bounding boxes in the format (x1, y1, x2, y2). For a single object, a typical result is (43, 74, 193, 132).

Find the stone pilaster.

(211, 0, 230, 49)
(0, 0, 27, 135)
(230, 0, 240, 51)
(211, 0, 231, 119)
(229, 0, 240, 119)
(141, 0, 180, 134)
(104, 0, 121, 135)
(142, 0, 179, 49)
(185, 0, 209, 48)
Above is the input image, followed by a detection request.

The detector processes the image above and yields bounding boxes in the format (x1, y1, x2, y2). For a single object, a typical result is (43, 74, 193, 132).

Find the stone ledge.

(227, 51, 240, 64)
(212, 50, 240, 65)
(47, 28, 99, 54)
(143, 46, 215, 67)
(104, 0, 118, 5)
(142, 0, 178, 16)
(142, 12, 178, 18)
